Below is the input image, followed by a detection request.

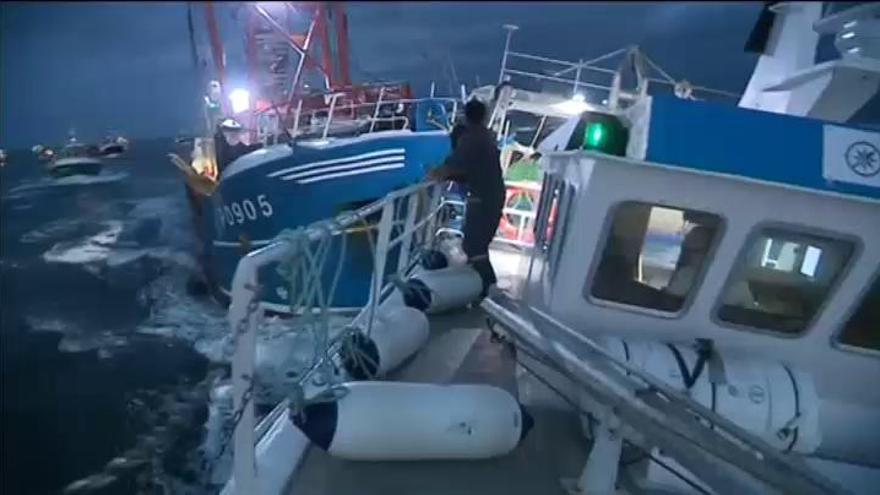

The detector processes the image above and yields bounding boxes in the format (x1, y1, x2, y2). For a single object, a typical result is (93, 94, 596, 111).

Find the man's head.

(464, 99, 487, 126)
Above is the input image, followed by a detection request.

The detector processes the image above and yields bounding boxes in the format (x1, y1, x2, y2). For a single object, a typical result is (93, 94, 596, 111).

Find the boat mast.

(203, 1, 226, 90)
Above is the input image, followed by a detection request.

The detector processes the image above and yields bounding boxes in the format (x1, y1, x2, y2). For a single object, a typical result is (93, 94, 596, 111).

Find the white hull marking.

(281, 156, 404, 181)
(267, 148, 405, 178)
(297, 162, 405, 184)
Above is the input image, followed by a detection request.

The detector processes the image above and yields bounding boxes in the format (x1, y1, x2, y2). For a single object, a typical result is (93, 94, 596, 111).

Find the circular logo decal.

(845, 141, 880, 178)
(748, 385, 766, 405)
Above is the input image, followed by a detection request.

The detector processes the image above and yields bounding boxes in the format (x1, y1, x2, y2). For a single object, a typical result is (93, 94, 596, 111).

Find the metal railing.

(254, 91, 460, 143)
(482, 297, 850, 495)
(224, 181, 446, 494)
(495, 25, 740, 111)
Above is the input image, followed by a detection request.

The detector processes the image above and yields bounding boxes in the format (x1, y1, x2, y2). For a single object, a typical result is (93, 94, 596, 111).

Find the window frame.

(548, 181, 576, 283)
(831, 268, 880, 358)
(582, 199, 727, 319)
(710, 221, 862, 338)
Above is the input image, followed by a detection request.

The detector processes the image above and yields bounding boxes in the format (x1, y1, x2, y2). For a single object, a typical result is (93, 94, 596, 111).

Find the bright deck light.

(552, 94, 589, 115)
(229, 88, 251, 114)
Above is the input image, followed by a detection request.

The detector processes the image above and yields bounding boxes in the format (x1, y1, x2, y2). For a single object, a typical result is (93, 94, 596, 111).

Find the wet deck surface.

(288, 305, 588, 495)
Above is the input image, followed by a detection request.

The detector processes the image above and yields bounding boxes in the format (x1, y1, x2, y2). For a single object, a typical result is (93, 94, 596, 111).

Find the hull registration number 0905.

(217, 194, 274, 226)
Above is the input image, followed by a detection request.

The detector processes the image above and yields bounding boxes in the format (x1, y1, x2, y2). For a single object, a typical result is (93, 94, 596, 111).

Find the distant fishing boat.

(42, 135, 103, 178)
(98, 133, 129, 158)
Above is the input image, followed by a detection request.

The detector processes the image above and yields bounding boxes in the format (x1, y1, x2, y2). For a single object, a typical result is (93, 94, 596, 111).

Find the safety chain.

(200, 281, 262, 489)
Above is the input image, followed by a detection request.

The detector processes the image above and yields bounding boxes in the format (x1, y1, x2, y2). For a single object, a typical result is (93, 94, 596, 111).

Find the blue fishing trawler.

(174, 2, 460, 311)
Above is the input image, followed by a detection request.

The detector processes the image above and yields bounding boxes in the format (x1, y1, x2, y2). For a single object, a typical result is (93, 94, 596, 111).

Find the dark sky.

(1, 1, 768, 149)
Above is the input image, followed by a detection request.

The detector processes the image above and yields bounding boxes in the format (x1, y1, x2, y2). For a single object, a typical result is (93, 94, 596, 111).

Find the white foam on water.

(42, 221, 124, 265)
(24, 316, 71, 334)
(21, 218, 84, 244)
(5, 171, 129, 199)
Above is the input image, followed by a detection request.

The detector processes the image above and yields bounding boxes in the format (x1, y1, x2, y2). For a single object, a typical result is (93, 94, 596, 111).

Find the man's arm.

(428, 134, 471, 182)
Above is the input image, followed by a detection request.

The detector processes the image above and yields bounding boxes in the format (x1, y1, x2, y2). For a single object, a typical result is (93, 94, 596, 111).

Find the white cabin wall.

(538, 154, 880, 407)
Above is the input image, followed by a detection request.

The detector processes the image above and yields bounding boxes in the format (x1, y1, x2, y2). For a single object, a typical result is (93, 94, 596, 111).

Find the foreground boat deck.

(287, 305, 589, 495)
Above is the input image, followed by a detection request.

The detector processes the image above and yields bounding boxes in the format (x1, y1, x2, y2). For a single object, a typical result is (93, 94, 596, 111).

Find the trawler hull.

(189, 130, 451, 312)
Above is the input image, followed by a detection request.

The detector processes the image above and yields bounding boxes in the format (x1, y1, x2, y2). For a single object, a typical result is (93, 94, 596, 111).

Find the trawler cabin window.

(837, 273, 879, 352)
(589, 202, 721, 312)
(717, 229, 854, 334)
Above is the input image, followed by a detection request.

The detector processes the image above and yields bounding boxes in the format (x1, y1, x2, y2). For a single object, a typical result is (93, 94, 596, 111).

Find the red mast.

(201, 1, 412, 134)
(203, 2, 226, 88)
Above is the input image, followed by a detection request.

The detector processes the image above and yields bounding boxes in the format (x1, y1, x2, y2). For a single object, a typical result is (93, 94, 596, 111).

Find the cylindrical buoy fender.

(340, 305, 429, 379)
(578, 337, 820, 455)
(420, 249, 450, 270)
(292, 382, 534, 460)
(401, 264, 484, 313)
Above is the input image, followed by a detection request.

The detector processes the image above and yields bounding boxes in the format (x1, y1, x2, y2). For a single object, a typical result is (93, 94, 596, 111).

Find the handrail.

(498, 28, 741, 106)
(225, 180, 444, 494)
(482, 297, 851, 495)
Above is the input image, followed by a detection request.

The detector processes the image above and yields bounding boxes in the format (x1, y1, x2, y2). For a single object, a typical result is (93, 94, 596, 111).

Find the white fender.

(292, 381, 534, 460)
(404, 264, 484, 314)
(340, 304, 429, 379)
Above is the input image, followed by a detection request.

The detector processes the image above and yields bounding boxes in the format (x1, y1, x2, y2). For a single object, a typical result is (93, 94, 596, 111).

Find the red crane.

(202, 1, 412, 128)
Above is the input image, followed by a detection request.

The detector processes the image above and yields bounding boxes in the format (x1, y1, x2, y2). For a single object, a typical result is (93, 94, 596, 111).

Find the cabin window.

(837, 272, 880, 352)
(534, 175, 563, 253)
(717, 228, 854, 334)
(589, 201, 721, 313)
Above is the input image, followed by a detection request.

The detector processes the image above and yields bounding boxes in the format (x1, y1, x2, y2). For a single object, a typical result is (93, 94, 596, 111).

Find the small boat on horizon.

(41, 136, 104, 178)
(98, 133, 129, 158)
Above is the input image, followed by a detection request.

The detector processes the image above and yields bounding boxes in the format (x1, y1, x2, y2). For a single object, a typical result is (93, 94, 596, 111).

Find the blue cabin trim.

(644, 96, 880, 201)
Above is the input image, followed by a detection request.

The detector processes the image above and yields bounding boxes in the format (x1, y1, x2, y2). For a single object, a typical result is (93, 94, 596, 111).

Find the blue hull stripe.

(298, 162, 405, 184)
(281, 155, 404, 181)
(267, 147, 406, 178)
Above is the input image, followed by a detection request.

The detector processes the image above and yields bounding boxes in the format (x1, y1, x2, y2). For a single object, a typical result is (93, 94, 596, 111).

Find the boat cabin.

(521, 94, 880, 463)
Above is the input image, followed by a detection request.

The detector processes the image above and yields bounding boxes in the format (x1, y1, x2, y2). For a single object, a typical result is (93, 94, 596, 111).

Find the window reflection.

(589, 202, 721, 312)
(718, 229, 854, 333)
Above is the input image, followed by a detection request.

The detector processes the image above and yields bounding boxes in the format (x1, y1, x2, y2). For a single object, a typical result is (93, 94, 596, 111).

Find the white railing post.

(367, 202, 395, 334)
(369, 87, 387, 134)
(397, 193, 420, 275)
(227, 268, 264, 494)
(322, 93, 342, 140)
(424, 184, 442, 249)
(290, 99, 303, 139)
(498, 24, 519, 84)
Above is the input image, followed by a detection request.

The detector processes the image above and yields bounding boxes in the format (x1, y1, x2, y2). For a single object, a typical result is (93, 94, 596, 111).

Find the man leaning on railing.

(427, 99, 506, 297)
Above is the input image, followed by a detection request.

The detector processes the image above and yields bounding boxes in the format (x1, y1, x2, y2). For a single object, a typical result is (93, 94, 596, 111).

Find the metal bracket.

(561, 416, 623, 495)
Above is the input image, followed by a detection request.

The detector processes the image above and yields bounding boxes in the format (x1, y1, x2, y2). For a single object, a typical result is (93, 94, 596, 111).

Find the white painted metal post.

(367, 202, 395, 335)
(397, 194, 420, 275)
(564, 419, 623, 495)
(322, 93, 342, 139)
(498, 24, 519, 84)
(424, 185, 442, 248)
(228, 281, 263, 494)
(369, 87, 387, 133)
(290, 99, 303, 139)
(573, 59, 583, 98)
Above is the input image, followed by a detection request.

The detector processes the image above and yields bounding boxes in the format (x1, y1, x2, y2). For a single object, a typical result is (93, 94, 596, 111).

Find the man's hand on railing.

(426, 165, 448, 182)
(427, 164, 467, 183)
